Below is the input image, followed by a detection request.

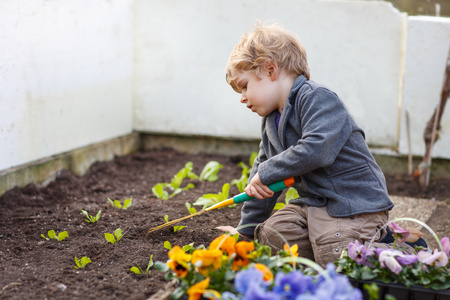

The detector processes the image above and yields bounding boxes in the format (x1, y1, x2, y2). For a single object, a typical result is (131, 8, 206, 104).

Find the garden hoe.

(146, 177, 295, 236)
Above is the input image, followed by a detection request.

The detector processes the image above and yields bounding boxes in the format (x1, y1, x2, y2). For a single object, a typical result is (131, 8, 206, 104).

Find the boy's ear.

(263, 60, 279, 80)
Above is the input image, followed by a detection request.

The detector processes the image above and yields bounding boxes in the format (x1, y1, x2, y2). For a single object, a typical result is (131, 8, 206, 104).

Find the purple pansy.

(348, 240, 367, 265)
(418, 249, 449, 268)
(388, 222, 410, 243)
(272, 271, 315, 300)
(234, 268, 265, 295)
(243, 284, 281, 300)
(441, 237, 450, 256)
(379, 249, 403, 274)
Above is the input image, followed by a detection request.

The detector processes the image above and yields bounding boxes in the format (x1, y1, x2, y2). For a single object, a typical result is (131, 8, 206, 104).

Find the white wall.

(1, 0, 450, 174)
(399, 16, 450, 158)
(134, 0, 406, 147)
(0, 0, 134, 171)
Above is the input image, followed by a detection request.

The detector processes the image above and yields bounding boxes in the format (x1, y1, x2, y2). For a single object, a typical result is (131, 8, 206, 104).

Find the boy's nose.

(240, 94, 247, 103)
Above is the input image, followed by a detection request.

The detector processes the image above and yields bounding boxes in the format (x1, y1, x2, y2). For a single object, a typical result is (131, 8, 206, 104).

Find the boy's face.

(232, 70, 284, 117)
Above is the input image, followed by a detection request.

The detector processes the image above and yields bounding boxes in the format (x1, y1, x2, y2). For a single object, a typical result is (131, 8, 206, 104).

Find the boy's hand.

(245, 173, 274, 199)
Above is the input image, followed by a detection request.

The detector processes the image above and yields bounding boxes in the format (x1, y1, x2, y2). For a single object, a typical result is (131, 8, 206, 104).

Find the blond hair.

(226, 22, 310, 92)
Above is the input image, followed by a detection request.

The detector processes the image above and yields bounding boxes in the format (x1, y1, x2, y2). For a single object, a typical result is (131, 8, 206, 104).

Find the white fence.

(1, 0, 449, 173)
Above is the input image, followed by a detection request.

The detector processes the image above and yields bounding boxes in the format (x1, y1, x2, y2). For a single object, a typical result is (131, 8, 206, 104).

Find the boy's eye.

(242, 83, 247, 90)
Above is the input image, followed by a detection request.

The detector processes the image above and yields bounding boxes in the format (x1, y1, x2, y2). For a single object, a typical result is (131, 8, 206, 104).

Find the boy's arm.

(236, 143, 281, 237)
(258, 87, 355, 185)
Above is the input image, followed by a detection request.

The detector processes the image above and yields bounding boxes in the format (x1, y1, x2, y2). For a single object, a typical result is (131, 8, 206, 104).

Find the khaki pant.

(254, 203, 414, 267)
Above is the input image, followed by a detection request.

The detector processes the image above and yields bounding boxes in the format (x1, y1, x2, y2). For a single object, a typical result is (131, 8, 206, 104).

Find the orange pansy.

(210, 234, 236, 256)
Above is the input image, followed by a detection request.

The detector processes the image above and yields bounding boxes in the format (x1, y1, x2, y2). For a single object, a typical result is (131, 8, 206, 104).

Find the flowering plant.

(155, 233, 362, 300)
(335, 218, 450, 291)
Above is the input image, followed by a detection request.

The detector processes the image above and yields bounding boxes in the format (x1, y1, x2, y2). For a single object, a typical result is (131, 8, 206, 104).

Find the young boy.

(220, 23, 417, 267)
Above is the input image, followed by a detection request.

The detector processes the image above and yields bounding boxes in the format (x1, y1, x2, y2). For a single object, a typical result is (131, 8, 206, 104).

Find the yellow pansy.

(167, 245, 191, 277)
(254, 263, 274, 282)
(187, 277, 210, 300)
(210, 234, 236, 256)
(232, 241, 255, 271)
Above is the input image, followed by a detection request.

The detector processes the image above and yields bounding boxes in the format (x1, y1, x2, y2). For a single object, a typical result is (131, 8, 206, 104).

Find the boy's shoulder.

(293, 77, 339, 101)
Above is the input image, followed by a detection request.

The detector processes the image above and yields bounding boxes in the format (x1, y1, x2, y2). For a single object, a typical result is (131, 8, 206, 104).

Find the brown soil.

(0, 149, 449, 300)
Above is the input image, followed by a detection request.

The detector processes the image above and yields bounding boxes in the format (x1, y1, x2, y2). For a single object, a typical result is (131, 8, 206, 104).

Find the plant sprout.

(104, 228, 124, 244)
(130, 255, 154, 275)
(274, 187, 299, 210)
(107, 198, 132, 209)
(73, 256, 91, 269)
(41, 230, 69, 241)
(81, 209, 101, 223)
(185, 202, 197, 214)
(193, 183, 235, 210)
(152, 162, 197, 200)
(164, 215, 186, 233)
(199, 161, 223, 182)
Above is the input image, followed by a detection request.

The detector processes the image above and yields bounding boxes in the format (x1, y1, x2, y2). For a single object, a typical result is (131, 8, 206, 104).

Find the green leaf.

(130, 266, 142, 274)
(74, 257, 81, 269)
(163, 241, 172, 250)
(164, 215, 169, 223)
(173, 226, 186, 232)
(285, 187, 299, 203)
(114, 200, 122, 208)
(146, 254, 154, 273)
(57, 231, 69, 241)
(47, 230, 56, 239)
(171, 287, 185, 300)
(182, 243, 194, 252)
(95, 210, 102, 221)
(40, 234, 49, 240)
(273, 203, 286, 210)
(107, 198, 114, 206)
(114, 228, 123, 242)
(249, 151, 258, 167)
(199, 161, 223, 182)
(80, 256, 91, 267)
(154, 261, 170, 272)
(185, 202, 197, 214)
(122, 198, 132, 209)
(152, 183, 169, 200)
(105, 233, 117, 244)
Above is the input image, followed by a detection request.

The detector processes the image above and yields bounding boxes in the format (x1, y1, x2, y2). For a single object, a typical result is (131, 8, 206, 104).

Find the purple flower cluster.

(347, 224, 450, 274)
(223, 264, 362, 300)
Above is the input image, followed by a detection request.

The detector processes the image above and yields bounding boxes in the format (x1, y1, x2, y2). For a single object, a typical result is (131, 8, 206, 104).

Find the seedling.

(41, 230, 69, 241)
(231, 152, 257, 193)
(81, 209, 101, 223)
(164, 215, 186, 233)
(163, 241, 194, 252)
(107, 198, 132, 209)
(130, 254, 154, 275)
(274, 187, 299, 210)
(185, 202, 197, 214)
(152, 162, 197, 199)
(73, 256, 91, 269)
(104, 228, 124, 244)
(193, 183, 235, 210)
(199, 161, 223, 182)
(164, 240, 172, 250)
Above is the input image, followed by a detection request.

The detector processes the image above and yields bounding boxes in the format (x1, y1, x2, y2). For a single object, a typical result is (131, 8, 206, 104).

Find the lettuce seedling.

(231, 152, 257, 193)
(163, 215, 186, 232)
(152, 162, 197, 200)
(130, 254, 154, 275)
(163, 240, 172, 250)
(107, 198, 132, 209)
(152, 183, 169, 200)
(194, 183, 235, 210)
(104, 228, 123, 244)
(199, 161, 223, 182)
(41, 230, 69, 241)
(185, 202, 197, 214)
(274, 187, 300, 210)
(73, 256, 91, 269)
(81, 209, 101, 223)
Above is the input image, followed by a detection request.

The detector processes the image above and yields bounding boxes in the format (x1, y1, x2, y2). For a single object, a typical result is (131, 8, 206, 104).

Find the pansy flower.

(232, 241, 255, 270)
(441, 237, 450, 256)
(388, 222, 410, 244)
(378, 249, 403, 274)
(254, 263, 274, 282)
(272, 271, 315, 300)
(192, 248, 223, 275)
(348, 240, 367, 265)
(418, 249, 449, 268)
(210, 234, 236, 256)
(167, 245, 192, 277)
(187, 277, 210, 300)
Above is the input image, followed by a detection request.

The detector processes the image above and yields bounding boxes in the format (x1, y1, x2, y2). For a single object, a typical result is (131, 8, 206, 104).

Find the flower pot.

(350, 279, 450, 300)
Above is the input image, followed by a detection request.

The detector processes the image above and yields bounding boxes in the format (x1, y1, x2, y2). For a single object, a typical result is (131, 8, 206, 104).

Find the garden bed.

(1, 149, 449, 299)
